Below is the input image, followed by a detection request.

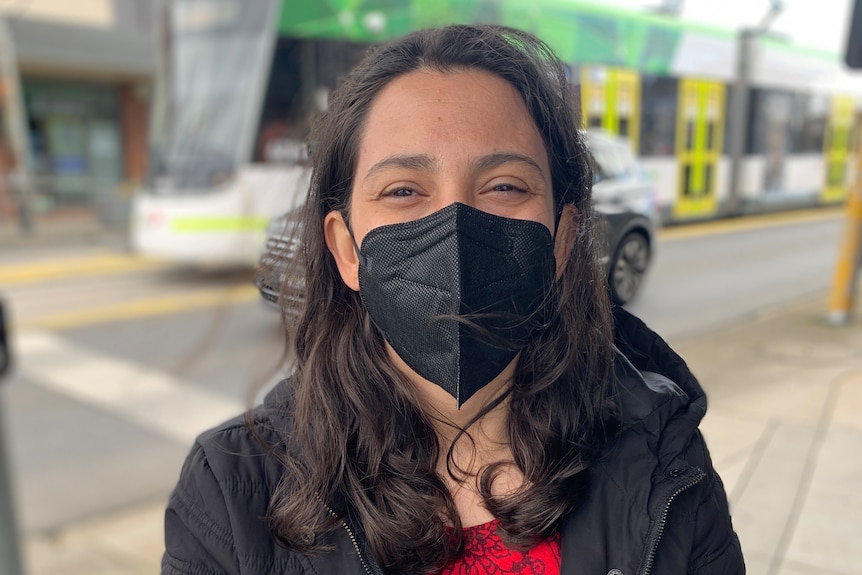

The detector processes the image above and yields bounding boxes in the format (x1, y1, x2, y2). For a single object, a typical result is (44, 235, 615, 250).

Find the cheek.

(539, 195, 557, 235)
(345, 202, 382, 249)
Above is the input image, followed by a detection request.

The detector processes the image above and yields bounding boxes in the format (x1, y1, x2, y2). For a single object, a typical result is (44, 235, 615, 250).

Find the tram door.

(580, 66, 641, 153)
(821, 95, 856, 204)
(673, 79, 725, 220)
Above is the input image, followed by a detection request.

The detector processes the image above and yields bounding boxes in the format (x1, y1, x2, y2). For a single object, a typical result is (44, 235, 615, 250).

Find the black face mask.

(356, 202, 556, 407)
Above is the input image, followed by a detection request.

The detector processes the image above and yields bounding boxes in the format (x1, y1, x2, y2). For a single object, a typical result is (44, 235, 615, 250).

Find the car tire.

(609, 231, 650, 305)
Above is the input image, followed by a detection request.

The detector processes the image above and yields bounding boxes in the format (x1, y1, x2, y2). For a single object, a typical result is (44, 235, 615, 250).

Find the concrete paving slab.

(777, 559, 856, 575)
(782, 427, 862, 574)
(24, 498, 165, 575)
(730, 420, 820, 563)
(831, 371, 862, 430)
(713, 371, 837, 425)
(713, 457, 751, 505)
(742, 554, 773, 575)
(700, 411, 770, 498)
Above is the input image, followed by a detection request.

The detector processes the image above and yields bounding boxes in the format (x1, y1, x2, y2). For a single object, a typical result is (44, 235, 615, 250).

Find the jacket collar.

(611, 305, 707, 430)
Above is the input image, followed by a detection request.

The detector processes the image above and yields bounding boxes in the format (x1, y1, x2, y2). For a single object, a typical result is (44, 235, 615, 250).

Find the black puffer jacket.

(163, 308, 745, 575)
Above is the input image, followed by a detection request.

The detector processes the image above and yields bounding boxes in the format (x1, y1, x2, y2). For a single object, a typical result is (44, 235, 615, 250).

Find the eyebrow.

(362, 152, 547, 182)
(363, 154, 438, 182)
(473, 152, 546, 179)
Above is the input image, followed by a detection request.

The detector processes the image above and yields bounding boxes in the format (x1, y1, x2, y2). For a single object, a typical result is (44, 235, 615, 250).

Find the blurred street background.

(0, 1, 861, 574)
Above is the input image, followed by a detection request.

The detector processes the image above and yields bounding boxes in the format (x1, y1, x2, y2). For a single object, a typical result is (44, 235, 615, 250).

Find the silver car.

(587, 129, 658, 304)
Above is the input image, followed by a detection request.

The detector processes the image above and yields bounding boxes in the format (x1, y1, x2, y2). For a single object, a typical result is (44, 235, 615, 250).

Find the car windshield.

(148, 0, 276, 191)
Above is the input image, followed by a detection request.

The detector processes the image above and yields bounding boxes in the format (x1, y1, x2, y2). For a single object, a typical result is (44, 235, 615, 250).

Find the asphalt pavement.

(1, 218, 860, 575)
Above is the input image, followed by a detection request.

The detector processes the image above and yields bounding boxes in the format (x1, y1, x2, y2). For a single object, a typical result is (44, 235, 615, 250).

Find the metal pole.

(0, 405, 24, 575)
(0, 19, 34, 235)
(0, 300, 24, 575)
(726, 28, 754, 218)
(827, 152, 862, 324)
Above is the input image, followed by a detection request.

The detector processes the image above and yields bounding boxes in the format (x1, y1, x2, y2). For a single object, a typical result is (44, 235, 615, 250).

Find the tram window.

(253, 38, 302, 163)
(681, 164, 693, 196)
(786, 93, 810, 153)
(618, 117, 630, 139)
(685, 121, 695, 151)
(253, 38, 367, 163)
(798, 94, 828, 152)
(706, 121, 715, 151)
(639, 76, 677, 156)
(745, 89, 763, 154)
(747, 89, 798, 155)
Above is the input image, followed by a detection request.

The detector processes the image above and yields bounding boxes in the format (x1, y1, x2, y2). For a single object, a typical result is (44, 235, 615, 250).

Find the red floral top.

(440, 520, 561, 575)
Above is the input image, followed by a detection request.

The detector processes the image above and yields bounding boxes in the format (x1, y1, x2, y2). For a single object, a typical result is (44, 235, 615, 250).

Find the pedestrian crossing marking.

(16, 331, 247, 445)
(14, 285, 259, 332)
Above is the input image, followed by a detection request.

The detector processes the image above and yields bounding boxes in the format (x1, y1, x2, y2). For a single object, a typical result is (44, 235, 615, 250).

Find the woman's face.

(325, 67, 556, 291)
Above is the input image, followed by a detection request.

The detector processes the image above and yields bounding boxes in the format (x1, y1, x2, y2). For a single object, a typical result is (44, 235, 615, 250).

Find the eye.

(490, 182, 527, 193)
(485, 180, 530, 197)
(382, 186, 417, 198)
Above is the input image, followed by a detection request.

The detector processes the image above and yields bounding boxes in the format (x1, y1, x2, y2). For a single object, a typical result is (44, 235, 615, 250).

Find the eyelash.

(489, 183, 528, 194)
(382, 182, 529, 197)
(382, 186, 418, 198)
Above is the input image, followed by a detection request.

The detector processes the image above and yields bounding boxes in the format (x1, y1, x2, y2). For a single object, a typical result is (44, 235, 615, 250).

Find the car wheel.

(609, 231, 650, 305)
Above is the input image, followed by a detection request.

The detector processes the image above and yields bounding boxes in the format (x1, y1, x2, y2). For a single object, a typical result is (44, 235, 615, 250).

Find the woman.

(163, 24, 744, 575)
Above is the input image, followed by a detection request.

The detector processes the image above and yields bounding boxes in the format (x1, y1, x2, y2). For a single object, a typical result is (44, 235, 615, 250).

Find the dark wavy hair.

(269, 24, 616, 574)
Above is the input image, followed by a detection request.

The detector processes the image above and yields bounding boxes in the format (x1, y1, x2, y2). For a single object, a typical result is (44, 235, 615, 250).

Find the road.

(628, 209, 845, 343)
(0, 208, 849, 536)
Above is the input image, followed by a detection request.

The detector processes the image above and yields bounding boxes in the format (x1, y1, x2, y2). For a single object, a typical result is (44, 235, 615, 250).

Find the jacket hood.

(611, 305, 707, 435)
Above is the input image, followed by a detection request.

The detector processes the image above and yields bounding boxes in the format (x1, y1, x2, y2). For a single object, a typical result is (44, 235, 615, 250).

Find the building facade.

(0, 0, 154, 235)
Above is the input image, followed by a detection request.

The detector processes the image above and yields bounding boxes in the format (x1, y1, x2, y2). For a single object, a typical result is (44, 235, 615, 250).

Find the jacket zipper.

(640, 470, 706, 575)
(321, 500, 374, 575)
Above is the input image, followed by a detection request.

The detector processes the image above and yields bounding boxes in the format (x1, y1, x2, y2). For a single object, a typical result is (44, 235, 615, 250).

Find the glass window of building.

(23, 81, 122, 212)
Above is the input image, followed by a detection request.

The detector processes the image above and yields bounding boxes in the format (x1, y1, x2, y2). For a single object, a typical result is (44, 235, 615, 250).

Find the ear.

(553, 204, 578, 279)
(324, 210, 360, 291)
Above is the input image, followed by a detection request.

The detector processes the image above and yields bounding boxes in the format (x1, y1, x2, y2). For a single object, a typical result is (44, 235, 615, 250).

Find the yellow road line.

(0, 253, 170, 286)
(658, 207, 844, 241)
(15, 284, 261, 332)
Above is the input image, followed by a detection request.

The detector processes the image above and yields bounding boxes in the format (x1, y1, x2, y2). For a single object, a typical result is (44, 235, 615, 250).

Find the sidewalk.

(675, 295, 862, 575)
(23, 499, 166, 575)
(14, 292, 862, 575)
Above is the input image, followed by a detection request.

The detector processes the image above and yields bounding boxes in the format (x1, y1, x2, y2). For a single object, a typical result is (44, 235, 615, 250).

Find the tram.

(132, 0, 862, 264)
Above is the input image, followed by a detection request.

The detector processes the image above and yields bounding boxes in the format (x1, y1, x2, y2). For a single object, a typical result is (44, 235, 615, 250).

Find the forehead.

(357, 67, 546, 164)
(374, 66, 521, 102)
